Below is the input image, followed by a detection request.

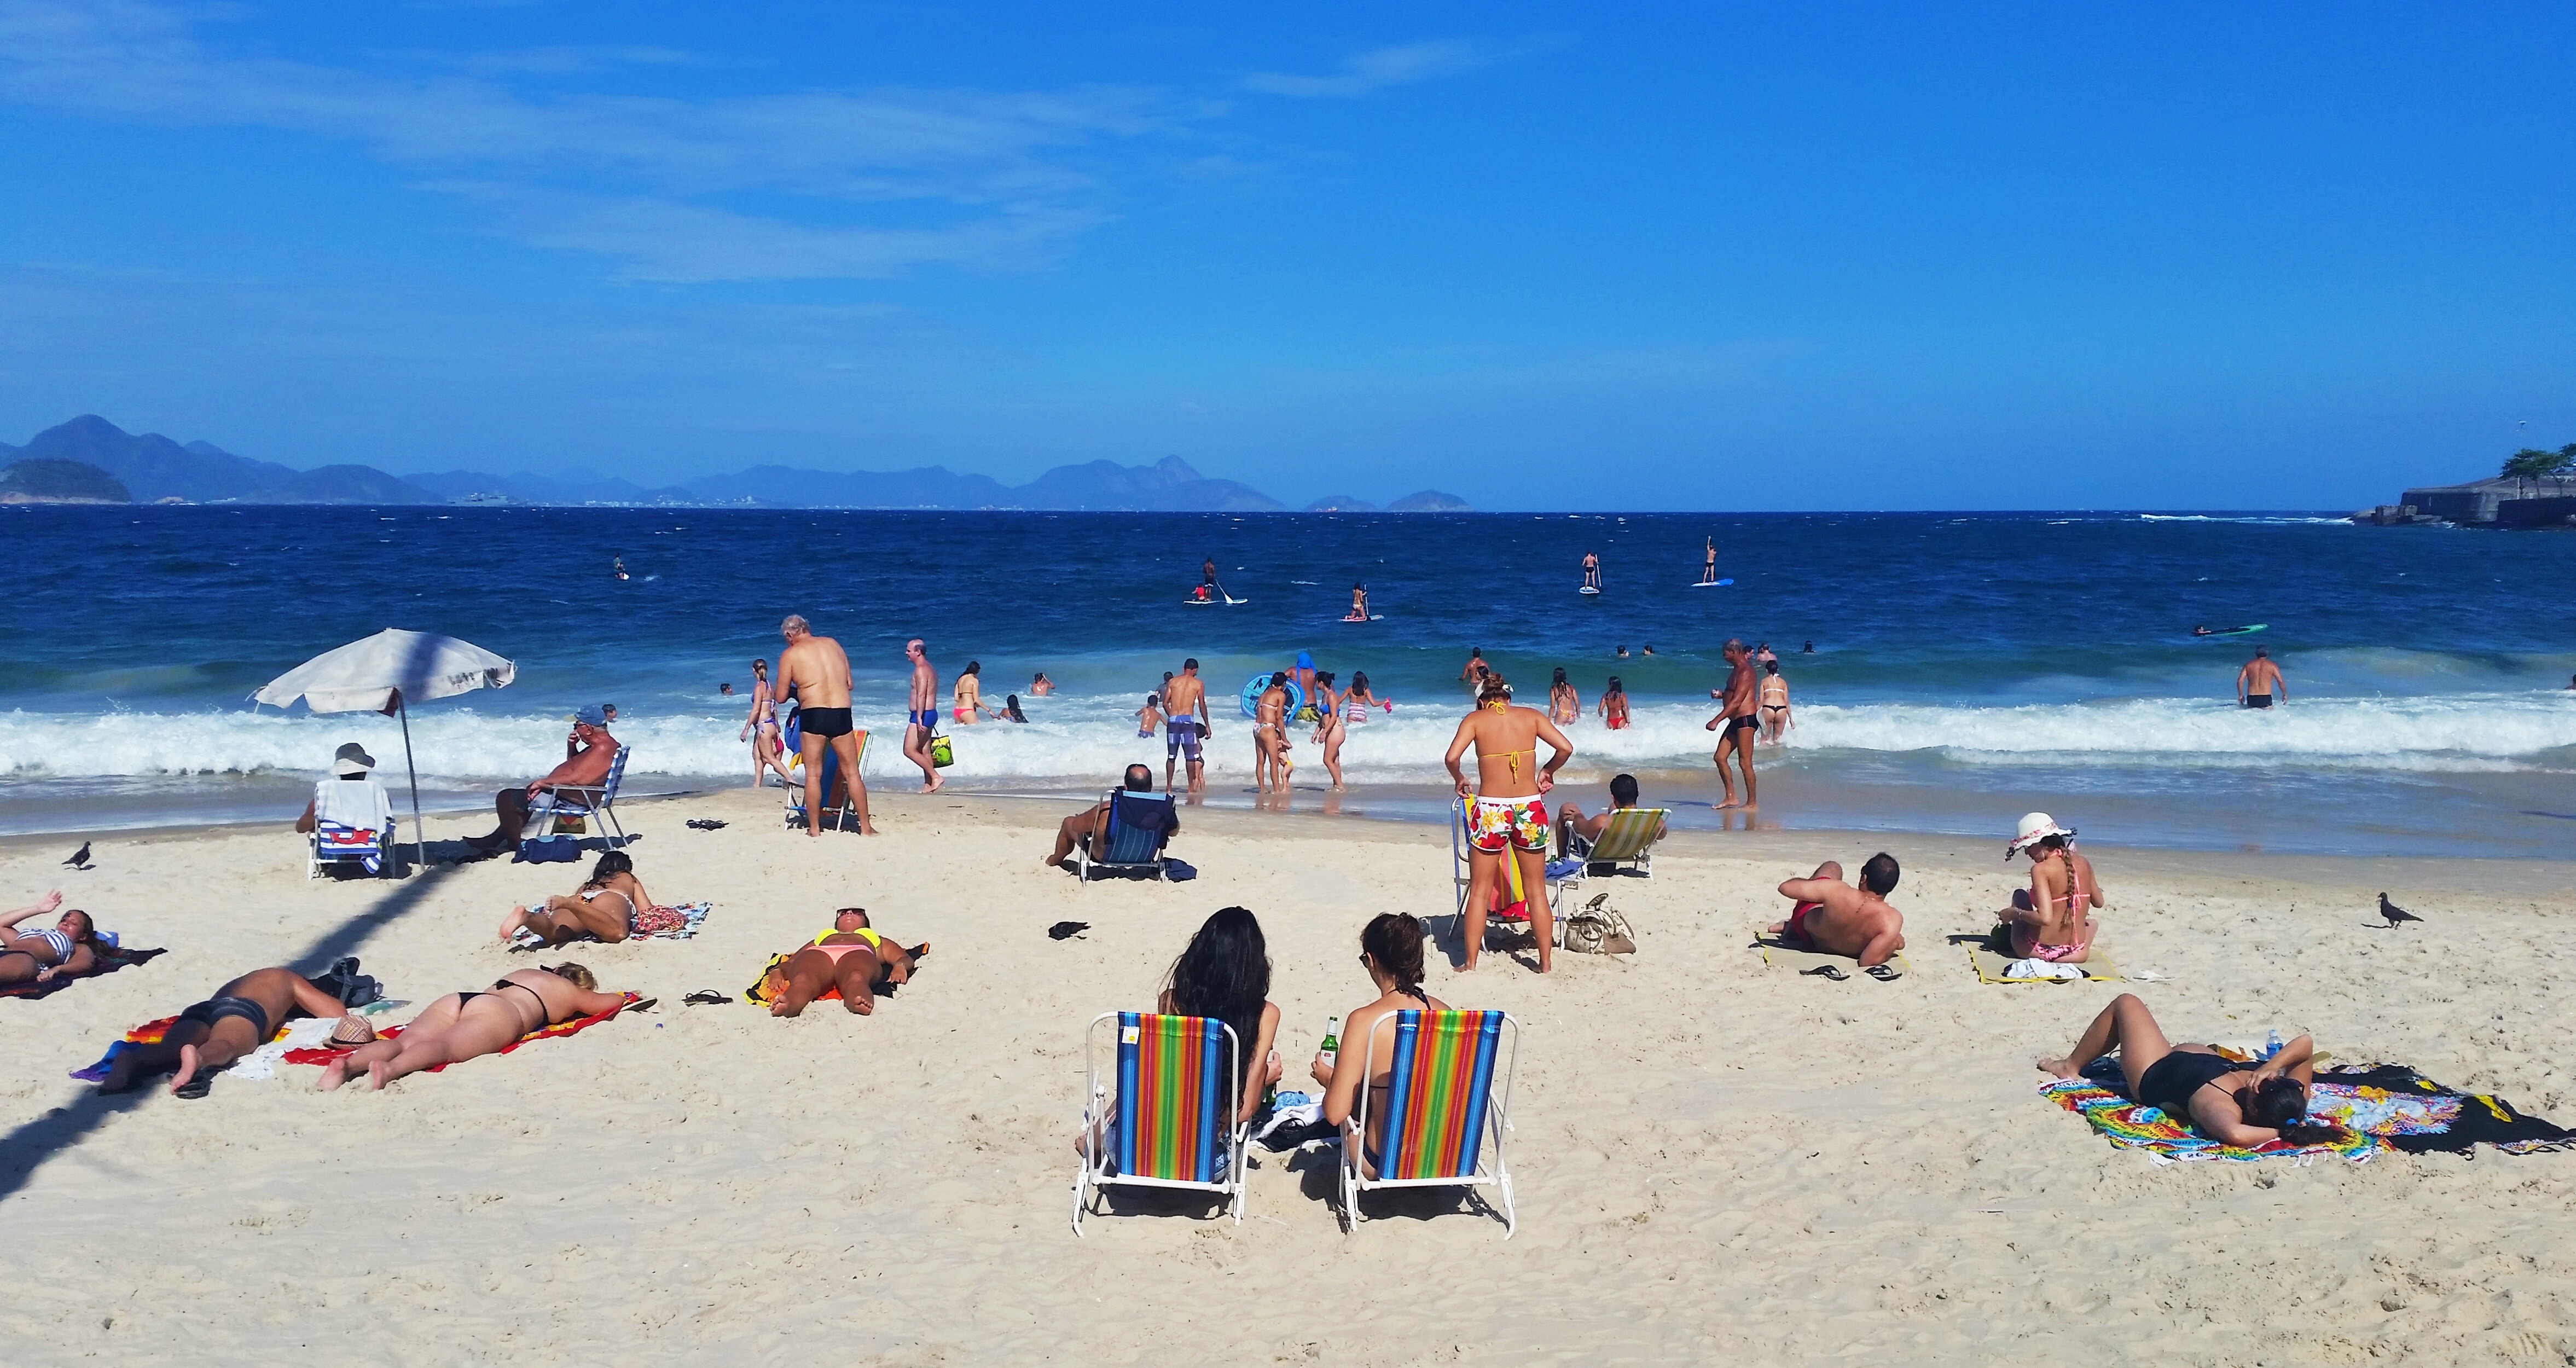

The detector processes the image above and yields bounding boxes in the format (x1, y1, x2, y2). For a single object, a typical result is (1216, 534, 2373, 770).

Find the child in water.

(1136, 694, 1164, 739)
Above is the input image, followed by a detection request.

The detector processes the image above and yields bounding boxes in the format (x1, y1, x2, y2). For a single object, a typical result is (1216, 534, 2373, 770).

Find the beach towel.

(67, 1000, 288, 1081)
(277, 992, 645, 1070)
(2306, 1065, 2576, 1156)
(3, 944, 164, 1001)
(1754, 937, 1909, 975)
(508, 900, 711, 948)
(1971, 947, 2121, 983)
(2040, 1076, 2378, 1164)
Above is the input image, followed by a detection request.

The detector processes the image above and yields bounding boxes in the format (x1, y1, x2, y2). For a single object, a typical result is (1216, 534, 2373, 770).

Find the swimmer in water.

(612, 555, 628, 579)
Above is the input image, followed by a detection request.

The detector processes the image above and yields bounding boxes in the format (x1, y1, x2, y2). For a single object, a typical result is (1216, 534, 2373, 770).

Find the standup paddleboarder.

(1582, 552, 1602, 592)
(1701, 538, 1718, 584)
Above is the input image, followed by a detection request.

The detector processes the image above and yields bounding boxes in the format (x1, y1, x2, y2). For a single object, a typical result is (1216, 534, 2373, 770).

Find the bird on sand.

(2378, 892, 2422, 927)
(62, 841, 91, 870)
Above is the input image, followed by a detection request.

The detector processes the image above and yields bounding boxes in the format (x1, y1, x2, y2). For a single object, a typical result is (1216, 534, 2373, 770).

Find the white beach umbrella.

(253, 629, 517, 870)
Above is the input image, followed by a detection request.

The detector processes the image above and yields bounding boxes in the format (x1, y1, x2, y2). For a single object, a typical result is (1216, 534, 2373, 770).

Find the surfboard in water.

(1579, 586, 1601, 596)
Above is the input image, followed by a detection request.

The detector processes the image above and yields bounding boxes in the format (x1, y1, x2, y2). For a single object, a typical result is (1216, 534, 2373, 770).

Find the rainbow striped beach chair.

(1338, 1008, 1520, 1237)
(1070, 1011, 1246, 1236)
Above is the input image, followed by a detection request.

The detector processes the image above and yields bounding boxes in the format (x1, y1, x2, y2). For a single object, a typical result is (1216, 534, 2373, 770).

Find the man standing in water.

(1701, 537, 1718, 584)
(1460, 647, 1490, 694)
(1445, 673, 1575, 973)
(1582, 550, 1602, 591)
(2237, 646, 2286, 709)
(902, 638, 944, 792)
(1706, 638, 1760, 809)
(1163, 658, 1211, 794)
(780, 615, 877, 834)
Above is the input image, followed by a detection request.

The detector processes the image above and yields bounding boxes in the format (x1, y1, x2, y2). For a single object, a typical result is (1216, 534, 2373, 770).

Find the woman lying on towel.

(1312, 913, 1452, 1165)
(762, 908, 925, 1017)
(0, 890, 102, 987)
(319, 963, 628, 1091)
(2040, 994, 2340, 1147)
(497, 851, 678, 944)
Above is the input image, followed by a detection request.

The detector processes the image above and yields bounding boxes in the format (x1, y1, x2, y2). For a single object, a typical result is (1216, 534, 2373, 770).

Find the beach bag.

(1560, 893, 1637, 956)
(515, 835, 582, 864)
(930, 734, 955, 768)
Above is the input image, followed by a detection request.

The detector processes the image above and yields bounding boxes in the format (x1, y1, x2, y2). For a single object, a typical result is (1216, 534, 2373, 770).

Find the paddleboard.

(2197, 623, 2268, 636)
(1341, 614, 1383, 622)
(1579, 586, 1601, 596)
(1238, 675, 1306, 719)
(1691, 578, 1734, 588)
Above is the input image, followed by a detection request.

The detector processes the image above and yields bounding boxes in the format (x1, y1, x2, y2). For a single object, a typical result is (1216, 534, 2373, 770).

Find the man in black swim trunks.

(2237, 646, 2285, 710)
(100, 966, 361, 1095)
(779, 615, 877, 832)
(1705, 638, 1761, 809)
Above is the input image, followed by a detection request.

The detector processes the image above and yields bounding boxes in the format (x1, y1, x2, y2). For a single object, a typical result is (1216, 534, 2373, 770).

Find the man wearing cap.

(296, 742, 397, 873)
(463, 706, 618, 853)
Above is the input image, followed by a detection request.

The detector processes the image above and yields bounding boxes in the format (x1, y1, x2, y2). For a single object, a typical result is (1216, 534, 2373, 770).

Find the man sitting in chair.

(296, 742, 396, 873)
(1554, 772, 1665, 857)
(464, 706, 618, 854)
(1043, 764, 1178, 868)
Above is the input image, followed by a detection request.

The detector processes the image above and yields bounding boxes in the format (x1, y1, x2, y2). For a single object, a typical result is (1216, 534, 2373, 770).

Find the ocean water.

(4, 504, 2573, 857)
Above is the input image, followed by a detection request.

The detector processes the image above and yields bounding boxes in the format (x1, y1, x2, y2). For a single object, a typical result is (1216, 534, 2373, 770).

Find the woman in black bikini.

(1313, 914, 1452, 1163)
(2040, 994, 2330, 1147)
(318, 963, 629, 1091)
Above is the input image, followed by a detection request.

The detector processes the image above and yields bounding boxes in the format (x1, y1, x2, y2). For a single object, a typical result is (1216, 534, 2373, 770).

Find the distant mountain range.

(1, 416, 1468, 512)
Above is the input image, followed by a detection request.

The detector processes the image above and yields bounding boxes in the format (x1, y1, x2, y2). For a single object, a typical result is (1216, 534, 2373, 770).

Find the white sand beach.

(2, 790, 2572, 1365)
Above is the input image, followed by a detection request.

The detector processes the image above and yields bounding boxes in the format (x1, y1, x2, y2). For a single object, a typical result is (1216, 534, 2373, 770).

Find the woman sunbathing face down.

(2039, 993, 2335, 1149)
(318, 963, 628, 1092)
(496, 851, 654, 946)
(1312, 913, 1451, 1153)
(1158, 906, 1281, 1125)
(765, 908, 922, 1018)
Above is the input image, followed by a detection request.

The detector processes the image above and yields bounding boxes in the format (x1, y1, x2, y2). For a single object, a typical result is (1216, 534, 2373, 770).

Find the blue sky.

(1, 2, 2571, 509)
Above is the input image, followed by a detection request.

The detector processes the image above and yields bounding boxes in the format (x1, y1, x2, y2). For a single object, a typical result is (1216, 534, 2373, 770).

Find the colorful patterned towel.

(2039, 1078, 2378, 1164)
(68, 1004, 287, 1081)
(509, 901, 710, 948)
(2307, 1065, 2576, 1156)
(277, 992, 643, 1070)
(4, 945, 165, 1001)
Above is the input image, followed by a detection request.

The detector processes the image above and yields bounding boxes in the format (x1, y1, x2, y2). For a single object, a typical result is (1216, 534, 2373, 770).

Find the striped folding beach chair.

(1338, 1008, 1520, 1237)
(1070, 1011, 1245, 1236)
(526, 746, 630, 846)
(310, 820, 393, 878)
(1076, 791, 1175, 882)
(1567, 806, 1669, 879)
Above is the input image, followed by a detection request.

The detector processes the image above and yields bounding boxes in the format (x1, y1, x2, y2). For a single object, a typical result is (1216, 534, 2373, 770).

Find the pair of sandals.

(684, 819, 728, 831)
(1802, 963, 1900, 982)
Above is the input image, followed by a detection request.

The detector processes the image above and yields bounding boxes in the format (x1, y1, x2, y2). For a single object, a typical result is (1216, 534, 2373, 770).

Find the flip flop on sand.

(1801, 964, 1848, 981)
(1864, 964, 1902, 982)
(682, 990, 728, 1006)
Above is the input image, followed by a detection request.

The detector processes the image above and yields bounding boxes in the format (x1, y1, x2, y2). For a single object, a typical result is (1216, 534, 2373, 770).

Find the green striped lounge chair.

(1338, 1008, 1521, 1237)
(1070, 1011, 1246, 1236)
(1568, 805, 1669, 880)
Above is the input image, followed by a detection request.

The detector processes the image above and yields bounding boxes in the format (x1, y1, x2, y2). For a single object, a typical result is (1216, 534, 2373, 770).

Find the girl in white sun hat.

(1998, 813, 2103, 964)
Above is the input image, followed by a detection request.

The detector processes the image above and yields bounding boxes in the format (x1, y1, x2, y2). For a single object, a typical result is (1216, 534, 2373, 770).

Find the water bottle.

(2264, 1029, 2284, 1061)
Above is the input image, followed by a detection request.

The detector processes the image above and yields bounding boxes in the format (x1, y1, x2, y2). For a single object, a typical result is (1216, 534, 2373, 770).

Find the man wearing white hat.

(296, 743, 397, 875)
(2000, 813, 2102, 964)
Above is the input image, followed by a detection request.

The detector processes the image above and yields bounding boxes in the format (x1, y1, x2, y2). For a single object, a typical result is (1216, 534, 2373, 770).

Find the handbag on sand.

(1560, 893, 1636, 955)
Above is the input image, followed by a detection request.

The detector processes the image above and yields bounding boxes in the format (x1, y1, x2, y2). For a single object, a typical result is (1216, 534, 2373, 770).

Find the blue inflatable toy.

(1239, 674, 1306, 719)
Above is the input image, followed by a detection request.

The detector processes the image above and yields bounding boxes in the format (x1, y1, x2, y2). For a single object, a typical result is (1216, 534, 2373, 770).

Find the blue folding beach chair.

(526, 745, 631, 847)
(1077, 790, 1176, 882)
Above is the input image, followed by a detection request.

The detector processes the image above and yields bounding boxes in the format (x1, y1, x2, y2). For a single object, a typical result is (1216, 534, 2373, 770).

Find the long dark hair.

(1166, 907, 1270, 1083)
(1350, 671, 1370, 695)
(2242, 1076, 2341, 1144)
(585, 850, 633, 887)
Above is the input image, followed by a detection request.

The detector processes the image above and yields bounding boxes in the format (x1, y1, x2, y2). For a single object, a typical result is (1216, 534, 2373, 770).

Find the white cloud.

(1241, 40, 1503, 99)
(0, 0, 1194, 280)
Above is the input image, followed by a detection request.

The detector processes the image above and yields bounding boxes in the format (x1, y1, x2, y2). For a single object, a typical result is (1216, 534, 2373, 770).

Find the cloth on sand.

(277, 992, 645, 1070)
(4, 944, 165, 1001)
(1755, 936, 1908, 975)
(1972, 947, 2121, 983)
(509, 900, 711, 948)
(2305, 1065, 2576, 1156)
(2039, 1076, 2376, 1164)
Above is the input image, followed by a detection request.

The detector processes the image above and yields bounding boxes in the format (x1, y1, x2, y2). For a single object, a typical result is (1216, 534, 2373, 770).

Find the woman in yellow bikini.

(1442, 672, 1575, 973)
(763, 907, 924, 1017)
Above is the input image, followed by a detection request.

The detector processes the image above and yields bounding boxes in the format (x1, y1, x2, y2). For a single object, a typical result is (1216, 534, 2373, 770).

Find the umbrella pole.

(398, 691, 426, 876)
